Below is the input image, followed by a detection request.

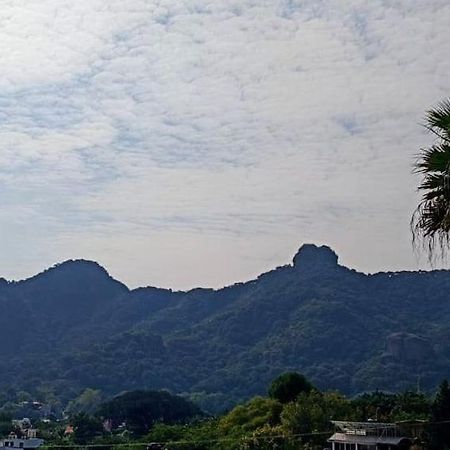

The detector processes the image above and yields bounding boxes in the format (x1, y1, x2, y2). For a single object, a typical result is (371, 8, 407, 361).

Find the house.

(0, 430, 44, 450)
(64, 425, 74, 436)
(11, 419, 31, 432)
(328, 421, 424, 450)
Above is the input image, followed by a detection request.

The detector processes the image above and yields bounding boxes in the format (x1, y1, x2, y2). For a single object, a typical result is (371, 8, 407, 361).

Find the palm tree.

(412, 99, 450, 258)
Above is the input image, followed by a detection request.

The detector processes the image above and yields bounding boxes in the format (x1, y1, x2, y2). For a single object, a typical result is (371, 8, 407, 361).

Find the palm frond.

(425, 99, 450, 142)
(411, 197, 450, 260)
(412, 99, 450, 259)
(413, 143, 450, 174)
(418, 171, 450, 192)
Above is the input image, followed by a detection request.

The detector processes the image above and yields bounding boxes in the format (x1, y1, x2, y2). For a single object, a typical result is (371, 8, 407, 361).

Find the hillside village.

(0, 373, 448, 450)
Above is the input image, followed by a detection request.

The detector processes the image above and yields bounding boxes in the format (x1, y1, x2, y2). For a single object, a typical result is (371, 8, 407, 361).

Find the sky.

(0, 0, 449, 290)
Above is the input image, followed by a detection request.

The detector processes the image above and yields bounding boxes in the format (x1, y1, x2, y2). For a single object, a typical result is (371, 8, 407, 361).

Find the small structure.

(11, 420, 31, 432)
(0, 430, 44, 450)
(328, 421, 417, 450)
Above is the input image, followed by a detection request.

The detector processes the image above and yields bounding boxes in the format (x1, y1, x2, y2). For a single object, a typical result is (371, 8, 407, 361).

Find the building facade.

(0, 430, 44, 450)
(328, 421, 421, 450)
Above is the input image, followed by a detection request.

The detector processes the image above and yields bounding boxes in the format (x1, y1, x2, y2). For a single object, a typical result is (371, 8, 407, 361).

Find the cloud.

(0, 0, 449, 288)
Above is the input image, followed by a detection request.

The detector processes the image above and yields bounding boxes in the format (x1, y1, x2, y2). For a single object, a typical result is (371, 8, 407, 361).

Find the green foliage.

(66, 388, 103, 415)
(351, 390, 431, 422)
(71, 412, 104, 444)
(240, 424, 291, 450)
(0, 412, 12, 438)
(351, 391, 398, 421)
(432, 379, 450, 420)
(0, 249, 449, 414)
(207, 390, 355, 450)
(35, 420, 68, 445)
(14, 379, 446, 450)
(268, 372, 313, 404)
(281, 391, 329, 435)
(427, 379, 450, 449)
(279, 390, 354, 448)
(391, 391, 430, 421)
(144, 421, 219, 450)
(412, 98, 450, 255)
(219, 397, 282, 437)
(321, 391, 354, 421)
(96, 390, 202, 436)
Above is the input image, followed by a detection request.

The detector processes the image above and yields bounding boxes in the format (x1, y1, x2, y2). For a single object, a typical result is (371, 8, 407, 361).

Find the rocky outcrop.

(293, 244, 339, 270)
(385, 332, 434, 363)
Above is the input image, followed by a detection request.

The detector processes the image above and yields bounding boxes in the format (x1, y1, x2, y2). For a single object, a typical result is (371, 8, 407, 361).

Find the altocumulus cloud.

(0, 0, 449, 289)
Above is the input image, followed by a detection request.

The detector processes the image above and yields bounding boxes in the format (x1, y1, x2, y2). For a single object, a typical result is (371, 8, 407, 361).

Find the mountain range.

(0, 244, 449, 413)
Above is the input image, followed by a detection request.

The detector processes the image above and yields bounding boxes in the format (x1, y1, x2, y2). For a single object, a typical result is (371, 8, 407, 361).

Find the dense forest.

(0, 244, 449, 413)
(8, 373, 450, 450)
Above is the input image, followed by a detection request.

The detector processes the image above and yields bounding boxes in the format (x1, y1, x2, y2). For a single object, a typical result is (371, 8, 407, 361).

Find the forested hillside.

(0, 244, 449, 413)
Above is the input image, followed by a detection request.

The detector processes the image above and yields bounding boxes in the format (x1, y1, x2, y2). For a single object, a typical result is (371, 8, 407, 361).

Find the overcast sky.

(0, 0, 449, 289)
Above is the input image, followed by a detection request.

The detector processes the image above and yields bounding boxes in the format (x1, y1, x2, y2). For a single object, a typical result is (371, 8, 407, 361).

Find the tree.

(71, 412, 103, 445)
(0, 412, 13, 438)
(391, 391, 430, 421)
(428, 380, 450, 449)
(281, 391, 328, 435)
(280, 391, 330, 448)
(66, 388, 103, 415)
(351, 391, 397, 421)
(268, 372, 313, 404)
(144, 421, 219, 450)
(96, 390, 202, 436)
(412, 99, 450, 256)
(219, 397, 282, 436)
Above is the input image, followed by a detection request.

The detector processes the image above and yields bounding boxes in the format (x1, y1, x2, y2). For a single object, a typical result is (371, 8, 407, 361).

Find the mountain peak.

(23, 259, 127, 290)
(53, 259, 108, 272)
(42, 259, 112, 278)
(292, 244, 339, 270)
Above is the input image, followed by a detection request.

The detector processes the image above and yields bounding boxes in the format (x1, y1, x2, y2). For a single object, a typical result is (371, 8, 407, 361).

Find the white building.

(328, 421, 414, 450)
(0, 430, 44, 450)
